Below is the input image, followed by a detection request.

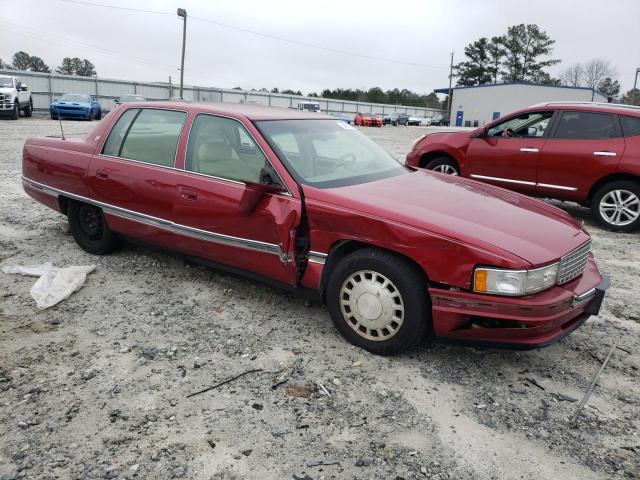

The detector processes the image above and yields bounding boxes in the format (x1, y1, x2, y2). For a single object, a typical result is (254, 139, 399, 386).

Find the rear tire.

(68, 201, 120, 254)
(591, 181, 640, 232)
(326, 248, 430, 355)
(424, 156, 459, 175)
(95, 110, 102, 120)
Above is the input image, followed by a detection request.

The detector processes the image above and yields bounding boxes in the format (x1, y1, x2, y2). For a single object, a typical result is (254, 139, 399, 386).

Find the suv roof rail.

(529, 101, 640, 111)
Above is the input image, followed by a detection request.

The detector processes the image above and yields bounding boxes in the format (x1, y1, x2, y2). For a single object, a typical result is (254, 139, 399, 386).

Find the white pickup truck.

(0, 75, 33, 120)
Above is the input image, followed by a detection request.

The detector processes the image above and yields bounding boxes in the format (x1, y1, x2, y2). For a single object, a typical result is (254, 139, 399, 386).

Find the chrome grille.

(558, 242, 591, 284)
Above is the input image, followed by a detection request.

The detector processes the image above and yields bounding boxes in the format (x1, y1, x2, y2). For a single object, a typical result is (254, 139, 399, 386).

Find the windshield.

(0, 76, 13, 88)
(60, 94, 90, 103)
(256, 119, 408, 188)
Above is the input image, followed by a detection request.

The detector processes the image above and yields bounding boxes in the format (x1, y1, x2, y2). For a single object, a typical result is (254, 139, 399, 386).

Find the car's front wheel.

(424, 156, 459, 175)
(10, 101, 19, 120)
(68, 201, 120, 254)
(591, 181, 640, 232)
(24, 99, 33, 117)
(326, 248, 430, 355)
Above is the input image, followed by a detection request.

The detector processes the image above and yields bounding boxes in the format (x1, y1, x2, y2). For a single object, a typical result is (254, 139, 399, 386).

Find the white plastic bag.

(2, 262, 96, 309)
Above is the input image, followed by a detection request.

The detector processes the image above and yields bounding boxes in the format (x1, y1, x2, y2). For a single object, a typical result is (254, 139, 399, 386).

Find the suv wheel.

(24, 99, 33, 117)
(10, 101, 19, 120)
(68, 201, 120, 254)
(326, 248, 430, 355)
(591, 181, 640, 232)
(424, 157, 459, 175)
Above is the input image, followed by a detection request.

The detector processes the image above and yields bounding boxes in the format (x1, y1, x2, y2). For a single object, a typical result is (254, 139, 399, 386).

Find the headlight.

(473, 263, 559, 296)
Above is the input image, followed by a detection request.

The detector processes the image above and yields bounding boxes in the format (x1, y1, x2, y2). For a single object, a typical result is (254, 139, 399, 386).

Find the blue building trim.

(433, 82, 607, 99)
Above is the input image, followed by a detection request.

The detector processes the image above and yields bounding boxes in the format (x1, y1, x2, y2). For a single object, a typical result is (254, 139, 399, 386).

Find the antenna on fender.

(58, 114, 65, 140)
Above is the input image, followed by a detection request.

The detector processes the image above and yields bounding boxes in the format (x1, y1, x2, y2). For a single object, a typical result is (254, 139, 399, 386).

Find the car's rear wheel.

(95, 109, 102, 120)
(591, 181, 640, 232)
(326, 248, 430, 355)
(424, 156, 459, 175)
(10, 101, 19, 120)
(68, 201, 120, 254)
(24, 99, 33, 117)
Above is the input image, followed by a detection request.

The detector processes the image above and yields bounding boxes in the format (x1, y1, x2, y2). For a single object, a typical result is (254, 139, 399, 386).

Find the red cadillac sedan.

(22, 102, 608, 354)
(406, 102, 640, 232)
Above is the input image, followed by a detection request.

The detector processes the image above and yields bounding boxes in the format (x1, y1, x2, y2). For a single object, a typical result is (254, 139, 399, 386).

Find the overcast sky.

(1, 0, 639, 95)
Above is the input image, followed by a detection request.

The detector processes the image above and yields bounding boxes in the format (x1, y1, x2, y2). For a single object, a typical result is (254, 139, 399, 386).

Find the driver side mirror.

(19, 84, 28, 91)
(238, 179, 286, 213)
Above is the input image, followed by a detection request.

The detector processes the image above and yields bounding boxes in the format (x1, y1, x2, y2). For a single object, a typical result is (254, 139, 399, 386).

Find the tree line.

(453, 23, 638, 104)
(0, 51, 97, 77)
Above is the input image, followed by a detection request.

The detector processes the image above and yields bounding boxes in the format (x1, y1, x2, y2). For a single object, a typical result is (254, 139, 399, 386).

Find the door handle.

(179, 187, 198, 201)
(593, 151, 616, 157)
(96, 168, 109, 179)
(520, 147, 539, 153)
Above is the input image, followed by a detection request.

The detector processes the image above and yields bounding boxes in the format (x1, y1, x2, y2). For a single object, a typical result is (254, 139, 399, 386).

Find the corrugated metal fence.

(0, 69, 443, 117)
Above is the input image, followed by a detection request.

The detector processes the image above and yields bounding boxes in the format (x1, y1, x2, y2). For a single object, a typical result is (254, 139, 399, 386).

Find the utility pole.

(168, 75, 172, 99)
(634, 67, 639, 91)
(446, 51, 454, 125)
(177, 8, 187, 99)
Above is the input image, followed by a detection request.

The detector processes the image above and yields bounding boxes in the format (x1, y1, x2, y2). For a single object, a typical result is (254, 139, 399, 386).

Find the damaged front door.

(171, 113, 302, 285)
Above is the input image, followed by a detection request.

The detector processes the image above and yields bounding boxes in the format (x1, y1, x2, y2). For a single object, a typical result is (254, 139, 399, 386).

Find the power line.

(57, 0, 448, 70)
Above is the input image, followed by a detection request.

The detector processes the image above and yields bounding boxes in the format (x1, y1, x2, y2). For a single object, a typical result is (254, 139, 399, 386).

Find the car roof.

(121, 101, 334, 120)
(528, 101, 640, 117)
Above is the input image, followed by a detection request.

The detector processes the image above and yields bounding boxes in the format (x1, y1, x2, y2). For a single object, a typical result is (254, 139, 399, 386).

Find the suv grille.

(558, 242, 591, 284)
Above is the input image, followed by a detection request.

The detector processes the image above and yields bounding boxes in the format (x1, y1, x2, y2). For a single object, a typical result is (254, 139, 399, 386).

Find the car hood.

(307, 170, 589, 267)
(0, 87, 14, 93)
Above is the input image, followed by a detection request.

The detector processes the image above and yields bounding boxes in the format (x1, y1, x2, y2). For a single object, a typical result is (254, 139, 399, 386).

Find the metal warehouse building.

(435, 82, 609, 127)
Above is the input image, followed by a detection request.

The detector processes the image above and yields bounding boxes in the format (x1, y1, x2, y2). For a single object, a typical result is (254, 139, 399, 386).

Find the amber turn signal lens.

(474, 269, 487, 293)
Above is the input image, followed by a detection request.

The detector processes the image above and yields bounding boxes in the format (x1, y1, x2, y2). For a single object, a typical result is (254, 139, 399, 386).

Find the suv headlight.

(473, 263, 559, 296)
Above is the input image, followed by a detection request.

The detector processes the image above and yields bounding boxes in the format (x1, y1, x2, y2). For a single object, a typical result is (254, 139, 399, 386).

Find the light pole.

(446, 52, 454, 125)
(634, 67, 640, 91)
(177, 8, 187, 99)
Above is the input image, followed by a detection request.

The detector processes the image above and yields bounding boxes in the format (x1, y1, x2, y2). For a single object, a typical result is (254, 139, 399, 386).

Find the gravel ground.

(1, 117, 639, 480)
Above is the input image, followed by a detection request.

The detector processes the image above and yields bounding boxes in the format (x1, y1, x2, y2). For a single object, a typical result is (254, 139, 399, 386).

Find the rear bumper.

(429, 256, 609, 349)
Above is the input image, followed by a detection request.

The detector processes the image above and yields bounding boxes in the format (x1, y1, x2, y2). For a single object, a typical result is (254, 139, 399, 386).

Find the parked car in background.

(408, 115, 422, 126)
(22, 102, 608, 354)
(429, 114, 448, 126)
(354, 112, 382, 127)
(406, 102, 640, 232)
(331, 112, 355, 124)
(383, 113, 410, 126)
(50, 94, 102, 120)
(116, 94, 146, 103)
(297, 101, 321, 112)
(0, 75, 33, 120)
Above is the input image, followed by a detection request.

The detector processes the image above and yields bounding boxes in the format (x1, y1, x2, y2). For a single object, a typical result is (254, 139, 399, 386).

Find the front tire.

(68, 201, 120, 254)
(591, 181, 640, 232)
(24, 99, 33, 117)
(424, 156, 459, 175)
(326, 248, 430, 355)
(10, 101, 19, 120)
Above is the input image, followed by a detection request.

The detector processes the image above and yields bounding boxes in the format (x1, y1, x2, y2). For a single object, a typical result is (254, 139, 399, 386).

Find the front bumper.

(429, 256, 609, 349)
(51, 107, 90, 118)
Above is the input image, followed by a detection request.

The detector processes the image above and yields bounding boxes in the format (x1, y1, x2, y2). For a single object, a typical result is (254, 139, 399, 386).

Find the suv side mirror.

(19, 84, 28, 91)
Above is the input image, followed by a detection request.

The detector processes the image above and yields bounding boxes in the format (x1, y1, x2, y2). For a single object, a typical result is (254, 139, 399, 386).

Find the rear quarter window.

(620, 115, 640, 137)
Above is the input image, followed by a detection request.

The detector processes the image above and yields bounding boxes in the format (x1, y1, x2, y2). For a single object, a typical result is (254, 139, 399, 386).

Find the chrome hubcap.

(599, 189, 640, 226)
(339, 270, 404, 341)
(432, 164, 458, 175)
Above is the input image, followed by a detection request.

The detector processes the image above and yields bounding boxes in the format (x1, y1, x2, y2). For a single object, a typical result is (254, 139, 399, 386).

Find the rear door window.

(552, 111, 619, 139)
(620, 115, 640, 137)
(102, 108, 187, 167)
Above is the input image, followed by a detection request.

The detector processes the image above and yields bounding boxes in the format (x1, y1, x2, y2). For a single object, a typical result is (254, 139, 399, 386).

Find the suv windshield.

(257, 119, 408, 188)
(61, 94, 90, 103)
(0, 76, 13, 87)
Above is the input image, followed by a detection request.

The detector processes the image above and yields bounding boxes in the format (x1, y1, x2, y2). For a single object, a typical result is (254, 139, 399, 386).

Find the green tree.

(486, 36, 506, 84)
(270, 87, 279, 93)
(598, 77, 620, 98)
(56, 57, 97, 76)
(499, 24, 559, 82)
(424, 92, 441, 109)
(621, 88, 640, 106)
(11, 51, 31, 70)
(454, 38, 494, 86)
(0, 58, 8, 69)
(28, 55, 50, 73)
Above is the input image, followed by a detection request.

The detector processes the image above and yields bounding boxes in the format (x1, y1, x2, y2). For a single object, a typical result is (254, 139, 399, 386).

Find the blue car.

(330, 112, 355, 124)
(50, 93, 102, 120)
